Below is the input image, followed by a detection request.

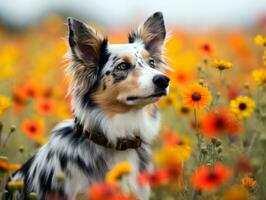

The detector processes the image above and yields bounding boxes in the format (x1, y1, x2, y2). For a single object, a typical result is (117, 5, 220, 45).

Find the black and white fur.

(10, 12, 170, 200)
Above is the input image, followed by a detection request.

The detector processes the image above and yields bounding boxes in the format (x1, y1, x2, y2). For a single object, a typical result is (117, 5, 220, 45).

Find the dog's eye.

(116, 62, 130, 70)
(149, 59, 155, 68)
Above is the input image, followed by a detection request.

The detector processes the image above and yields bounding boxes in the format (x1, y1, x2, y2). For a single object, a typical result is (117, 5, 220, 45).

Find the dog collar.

(74, 118, 142, 151)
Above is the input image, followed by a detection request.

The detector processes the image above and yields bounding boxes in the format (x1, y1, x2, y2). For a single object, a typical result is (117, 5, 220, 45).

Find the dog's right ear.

(67, 17, 108, 72)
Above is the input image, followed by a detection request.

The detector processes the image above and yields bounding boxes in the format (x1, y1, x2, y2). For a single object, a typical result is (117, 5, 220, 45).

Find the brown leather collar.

(74, 118, 142, 151)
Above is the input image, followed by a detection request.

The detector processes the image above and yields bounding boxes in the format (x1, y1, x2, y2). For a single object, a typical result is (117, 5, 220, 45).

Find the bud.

(0, 156, 8, 162)
(244, 82, 249, 90)
(215, 92, 221, 99)
(19, 146, 24, 153)
(29, 192, 37, 200)
(201, 148, 208, 155)
(215, 139, 222, 147)
(211, 138, 217, 145)
(197, 65, 203, 71)
(56, 172, 65, 184)
(10, 125, 16, 133)
(0, 122, 3, 133)
(217, 148, 223, 154)
(198, 79, 204, 86)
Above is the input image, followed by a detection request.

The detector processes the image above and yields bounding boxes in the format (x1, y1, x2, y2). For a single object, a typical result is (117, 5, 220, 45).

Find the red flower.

(192, 163, 231, 191)
(199, 43, 213, 56)
(138, 169, 169, 186)
(88, 183, 135, 200)
(201, 108, 241, 138)
(35, 98, 55, 115)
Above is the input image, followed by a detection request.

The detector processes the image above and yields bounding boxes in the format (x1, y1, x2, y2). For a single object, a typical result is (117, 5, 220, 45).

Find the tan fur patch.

(121, 55, 135, 65)
(141, 50, 150, 60)
(94, 69, 142, 117)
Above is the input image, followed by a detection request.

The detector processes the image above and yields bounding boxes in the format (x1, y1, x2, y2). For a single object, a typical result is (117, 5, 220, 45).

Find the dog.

(8, 12, 170, 200)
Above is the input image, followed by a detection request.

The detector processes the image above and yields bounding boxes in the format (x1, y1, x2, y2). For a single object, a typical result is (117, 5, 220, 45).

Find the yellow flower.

(230, 96, 255, 118)
(183, 84, 212, 109)
(0, 65, 13, 80)
(252, 69, 266, 85)
(211, 59, 233, 71)
(223, 185, 248, 200)
(154, 144, 191, 166)
(241, 176, 256, 189)
(0, 95, 12, 115)
(106, 162, 132, 184)
(254, 34, 266, 46)
(7, 180, 24, 191)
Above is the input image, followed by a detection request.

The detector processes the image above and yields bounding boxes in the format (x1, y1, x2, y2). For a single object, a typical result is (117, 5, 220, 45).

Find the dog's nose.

(152, 75, 170, 89)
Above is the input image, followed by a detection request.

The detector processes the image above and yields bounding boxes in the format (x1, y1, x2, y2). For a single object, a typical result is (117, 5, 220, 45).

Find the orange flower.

(22, 119, 45, 139)
(162, 128, 191, 147)
(183, 84, 212, 109)
(192, 163, 231, 191)
(138, 169, 169, 186)
(241, 177, 256, 189)
(201, 108, 241, 138)
(35, 98, 55, 115)
(0, 160, 21, 172)
(88, 183, 135, 200)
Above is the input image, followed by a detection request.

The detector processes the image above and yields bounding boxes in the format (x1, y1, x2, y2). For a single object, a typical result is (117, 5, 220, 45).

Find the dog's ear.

(128, 12, 166, 55)
(67, 17, 109, 73)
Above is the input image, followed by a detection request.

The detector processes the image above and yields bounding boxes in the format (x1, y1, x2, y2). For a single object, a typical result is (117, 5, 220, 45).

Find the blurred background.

(1, 1, 266, 199)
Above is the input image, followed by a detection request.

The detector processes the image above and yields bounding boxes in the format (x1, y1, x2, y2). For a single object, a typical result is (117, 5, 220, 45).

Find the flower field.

(1, 15, 266, 199)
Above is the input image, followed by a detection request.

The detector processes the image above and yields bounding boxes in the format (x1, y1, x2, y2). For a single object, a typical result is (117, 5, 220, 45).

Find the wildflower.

(223, 185, 248, 200)
(7, 180, 24, 191)
(241, 176, 256, 189)
(35, 98, 55, 115)
(106, 162, 132, 184)
(154, 145, 191, 165)
(88, 183, 135, 200)
(199, 43, 213, 56)
(192, 163, 231, 191)
(169, 68, 195, 86)
(201, 108, 241, 138)
(254, 34, 266, 46)
(138, 169, 169, 186)
(0, 95, 12, 115)
(0, 156, 21, 172)
(211, 59, 233, 71)
(230, 96, 255, 118)
(162, 129, 191, 148)
(183, 84, 212, 109)
(22, 119, 45, 139)
(252, 69, 266, 85)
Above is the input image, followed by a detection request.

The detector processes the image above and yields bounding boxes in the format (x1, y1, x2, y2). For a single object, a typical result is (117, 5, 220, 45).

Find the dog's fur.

(9, 12, 170, 200)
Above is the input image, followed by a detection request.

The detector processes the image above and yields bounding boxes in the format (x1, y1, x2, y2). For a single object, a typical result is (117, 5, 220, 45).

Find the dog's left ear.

(128, 12, 166, 55)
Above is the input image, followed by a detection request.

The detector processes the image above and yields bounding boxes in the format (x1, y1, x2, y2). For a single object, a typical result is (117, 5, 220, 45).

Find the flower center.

(192, 92, 202, 101)
(215, 117, 225, 129)
(29, 125, 37, 133)
(180, 106, 189, 114)
(239, 103, 247, 110)
(207, 172, 218, 181)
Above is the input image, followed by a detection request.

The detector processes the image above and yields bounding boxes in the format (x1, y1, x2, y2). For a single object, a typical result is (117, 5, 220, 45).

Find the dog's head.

(67, 12, 170, 115)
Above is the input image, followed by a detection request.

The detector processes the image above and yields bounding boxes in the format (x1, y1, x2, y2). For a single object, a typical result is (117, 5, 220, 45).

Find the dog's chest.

(65, 146, 151, 200)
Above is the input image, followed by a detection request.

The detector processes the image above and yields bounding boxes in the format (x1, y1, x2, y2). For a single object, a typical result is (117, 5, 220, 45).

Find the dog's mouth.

(126, 91, 167, 101)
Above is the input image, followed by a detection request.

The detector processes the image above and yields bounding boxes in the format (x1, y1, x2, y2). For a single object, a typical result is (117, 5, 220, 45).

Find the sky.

(0, 0, 266, 29)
